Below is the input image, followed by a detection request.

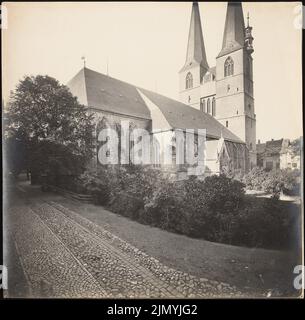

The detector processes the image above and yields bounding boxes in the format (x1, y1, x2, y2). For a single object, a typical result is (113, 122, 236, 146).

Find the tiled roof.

(137, 88, 243, 143)
(256, 139, 284, 155)
(265, 139, 283, 154)
(67, 68, 151, 119)
(67, 67, 244, 144)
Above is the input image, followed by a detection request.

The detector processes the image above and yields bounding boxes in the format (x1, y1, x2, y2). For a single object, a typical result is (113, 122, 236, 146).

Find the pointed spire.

(218, 2, 245, 57)
(181, 2, 209, 72)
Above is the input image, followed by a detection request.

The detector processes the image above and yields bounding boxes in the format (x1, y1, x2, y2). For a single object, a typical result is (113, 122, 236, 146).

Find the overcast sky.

(2, 2, 302, 142)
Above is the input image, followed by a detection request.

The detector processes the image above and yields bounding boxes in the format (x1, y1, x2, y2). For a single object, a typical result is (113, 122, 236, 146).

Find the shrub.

(142, 175, 246, 240)
(262, 169, 300, 197)
(110, 192, 143, 220)
(231, 197, 295, 249)
(78, 166, 297, 250)
(143, 180, 189, 233)
(242, 167, 268, 191)
(79, 166, 111, 205)
(243, 167, 300, 198)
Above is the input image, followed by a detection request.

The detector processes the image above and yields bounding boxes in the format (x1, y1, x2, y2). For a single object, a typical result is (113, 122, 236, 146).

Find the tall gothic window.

(200, 98, 205, 112)
(186, 72, 193, 89)
(207, 98, 211, 114)
(212, 97, 216, 116)
(224, 57, 234, 77)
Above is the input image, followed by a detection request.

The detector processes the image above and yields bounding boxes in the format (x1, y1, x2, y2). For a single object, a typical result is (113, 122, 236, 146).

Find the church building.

(67, 2, 255, 178)
(179, 2, 256, 169)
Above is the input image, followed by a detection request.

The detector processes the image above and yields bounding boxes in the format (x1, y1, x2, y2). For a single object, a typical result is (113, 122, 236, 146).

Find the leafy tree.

(243, 167, 300, 198)
(5, 75, 95, 180)
(290, 137, 301, 157)
(242, 167, 268, 190)
(4, 135, 27, 178)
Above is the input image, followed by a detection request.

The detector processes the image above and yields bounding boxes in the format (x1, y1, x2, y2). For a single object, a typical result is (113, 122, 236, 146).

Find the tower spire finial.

(81, 56, 86, 68)
(247, 12, 250, 27)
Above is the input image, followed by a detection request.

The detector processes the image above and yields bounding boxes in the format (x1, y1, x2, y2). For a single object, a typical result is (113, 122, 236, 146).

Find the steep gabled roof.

(265, 139, 283, 154)
(67, 67, 244, 144)
(257, 139, 284, 156)
(138, 88, 243, 143)
(67, 67, 151, 119)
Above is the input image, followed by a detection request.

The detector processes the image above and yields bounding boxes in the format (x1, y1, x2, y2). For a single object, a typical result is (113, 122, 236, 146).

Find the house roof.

(256, 139, 284, 155)
(67, 67, 244, 144)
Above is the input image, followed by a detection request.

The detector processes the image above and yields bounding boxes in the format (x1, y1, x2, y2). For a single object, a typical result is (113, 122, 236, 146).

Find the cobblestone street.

(4, 180, 299, 298)
(4, 181, 248, 298)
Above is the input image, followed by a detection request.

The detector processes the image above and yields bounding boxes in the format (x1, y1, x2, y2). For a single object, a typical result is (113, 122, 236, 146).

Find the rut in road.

(9, 207, 107, 298)
(32, 201, 183, 298)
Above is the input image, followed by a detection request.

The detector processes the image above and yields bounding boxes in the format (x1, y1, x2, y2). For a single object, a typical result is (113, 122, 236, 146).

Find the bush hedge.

(242, 168, 300, 198)
(78, 166, 298, 250)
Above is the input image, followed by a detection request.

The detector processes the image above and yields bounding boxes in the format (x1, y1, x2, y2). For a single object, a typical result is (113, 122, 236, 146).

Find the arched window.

(186, 72, 193, 89)
(249, 142, 252, 150)
(212, 97, 216, 116)
(224, 57, 234, 77)
(207, 98, 211, 114)
(200, 98, 205, 112)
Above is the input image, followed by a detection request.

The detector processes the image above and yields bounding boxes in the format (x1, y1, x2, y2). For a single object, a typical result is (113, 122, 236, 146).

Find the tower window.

(207, 98, 211, 114)
(212, 97, 216, 116)
(224, 57, 234, 77)
(250, 143, 252, 150)
(226, 121, 228, 128)
(200, 98, 205, 112)
(186, 72, 193, 89)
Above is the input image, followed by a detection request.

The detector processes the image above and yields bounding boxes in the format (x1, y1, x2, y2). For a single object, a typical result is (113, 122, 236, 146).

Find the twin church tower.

(179, 2, 257, 167)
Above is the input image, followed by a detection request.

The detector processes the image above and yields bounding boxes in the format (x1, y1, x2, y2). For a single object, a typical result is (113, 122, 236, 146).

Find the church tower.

(179, 2, 209, 109)
(215, 2, 256, 168)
